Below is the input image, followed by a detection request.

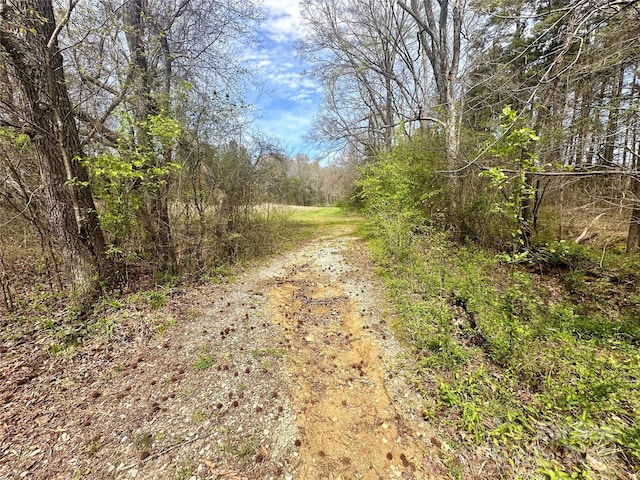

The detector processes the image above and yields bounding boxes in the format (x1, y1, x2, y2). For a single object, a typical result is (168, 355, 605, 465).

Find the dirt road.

(263, 224, 436, 479)
(1, 218, 440, 479)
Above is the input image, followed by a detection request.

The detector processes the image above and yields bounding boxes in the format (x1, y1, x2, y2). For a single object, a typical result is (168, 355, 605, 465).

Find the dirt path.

(264, 226, 433, 479)
(1, 220, 441, 480)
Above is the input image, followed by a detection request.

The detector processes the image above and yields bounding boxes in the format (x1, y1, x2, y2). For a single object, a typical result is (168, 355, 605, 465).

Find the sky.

(243, 0, 324, 159)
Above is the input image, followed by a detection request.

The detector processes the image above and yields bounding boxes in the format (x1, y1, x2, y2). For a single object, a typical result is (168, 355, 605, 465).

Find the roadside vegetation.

(0, 0, 350, 321)
(0, 203, 331, 372)
(303, 3, 640, 474)
(356, 134, 640, 479)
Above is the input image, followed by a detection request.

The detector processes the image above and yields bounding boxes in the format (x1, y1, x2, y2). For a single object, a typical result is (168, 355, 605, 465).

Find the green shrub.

(356, 134, 444, 257)
(366, 224, 640, 476)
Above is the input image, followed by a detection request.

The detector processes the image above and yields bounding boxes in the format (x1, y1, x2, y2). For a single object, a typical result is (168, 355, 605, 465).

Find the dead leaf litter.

(1, 224, 441, 479)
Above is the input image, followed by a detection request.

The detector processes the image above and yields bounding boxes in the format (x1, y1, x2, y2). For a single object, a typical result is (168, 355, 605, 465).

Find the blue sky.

(243, 0, 323, 159)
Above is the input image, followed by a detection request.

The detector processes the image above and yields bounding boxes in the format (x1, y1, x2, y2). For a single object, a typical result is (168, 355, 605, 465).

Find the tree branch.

(75, 110, 119, 147)
(47, 0, 79, 51)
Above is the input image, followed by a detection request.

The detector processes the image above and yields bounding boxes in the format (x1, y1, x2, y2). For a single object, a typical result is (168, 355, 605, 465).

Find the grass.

(287, 206, 363, 235)
(250, 347, 286, 359)
(191, 407, 208, 424)
(194, 354, 215, 370)
(134, 432, 153, 449)
(220, 436, 259, 459)
(173, 461, 196, 480)
(365, 226, 640, 479)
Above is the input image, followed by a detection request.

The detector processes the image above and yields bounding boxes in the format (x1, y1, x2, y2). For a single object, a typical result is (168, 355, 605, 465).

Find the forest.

(0, 0, 348, 307)
(1, 0, 639, 479)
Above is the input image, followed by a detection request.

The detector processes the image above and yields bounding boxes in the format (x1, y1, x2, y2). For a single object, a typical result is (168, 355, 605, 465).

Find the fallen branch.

(575, 212, 606, 244)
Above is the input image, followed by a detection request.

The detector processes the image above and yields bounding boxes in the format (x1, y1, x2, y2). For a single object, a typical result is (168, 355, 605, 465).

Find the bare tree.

(302, 0, 427, 155)
(397, 0, 469, 163)
(61, 0, 260, 271)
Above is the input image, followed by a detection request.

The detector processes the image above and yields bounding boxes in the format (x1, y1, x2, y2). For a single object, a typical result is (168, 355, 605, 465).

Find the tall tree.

(302, 0, 426, 155)
(121, 0, 176, 271)
(62, 0, 259, 271)
(0, 0, 111, 292)
(397, 0, 468, 163)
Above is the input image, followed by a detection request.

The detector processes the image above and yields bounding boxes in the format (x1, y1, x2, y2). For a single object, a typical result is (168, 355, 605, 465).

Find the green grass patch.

(250, 347, 286, 359)
(287, 206, 363, 234)
(365, 225, 640, 479)
(193, 354, 215, 370)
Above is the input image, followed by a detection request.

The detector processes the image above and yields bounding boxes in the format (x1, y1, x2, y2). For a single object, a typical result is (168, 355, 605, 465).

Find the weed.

(145, 290, 167, 309)
(173, 461, 196, 480)
(194, 354, 214, 370)
(156, 317, 177, 335)
(250, 347, 285, 359)
(49, 337, 79, 358)
(191, 407, 207, 424)
(538, 459, 595, 480)
(104, 297, 124, 310)
(85, 436, 102, 458)
(615, 423, 640, 464)
(71, 469, 91, 479)
(134, 432, 153, 449)
(220, 437, 258, 459)
(187, 306, 199, 320)
(365, 224, 640, 477)
(89, 316, 117, 338)
(209, 265, 234, 284)
(443, 452, 463, 480)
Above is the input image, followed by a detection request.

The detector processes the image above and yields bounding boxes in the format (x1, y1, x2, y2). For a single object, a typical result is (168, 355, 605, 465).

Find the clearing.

(1, 208, 443, 479)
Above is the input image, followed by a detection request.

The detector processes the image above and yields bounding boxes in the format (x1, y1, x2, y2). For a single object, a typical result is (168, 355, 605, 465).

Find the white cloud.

(261, 0, 302, 42)
(256, 109, 315, 148)
(238, 2, 322, 156)
(263, 70, 320, 102)
(255, 59, 273, 70)
(266, 71, 300, 88)
(290, 91, 314, 103)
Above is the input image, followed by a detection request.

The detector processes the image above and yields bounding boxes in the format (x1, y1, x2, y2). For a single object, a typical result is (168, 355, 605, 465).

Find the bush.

(355, 134, 444, 257)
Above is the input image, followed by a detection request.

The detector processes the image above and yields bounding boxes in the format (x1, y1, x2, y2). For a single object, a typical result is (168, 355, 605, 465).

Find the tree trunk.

(626, 177, 640, 253)
(603, 64, 624, 165)
(123, 0, 176, 272)
(0, 0, 110, 293)
(575, 79, 594, 167)
(399, 0, 463, 164)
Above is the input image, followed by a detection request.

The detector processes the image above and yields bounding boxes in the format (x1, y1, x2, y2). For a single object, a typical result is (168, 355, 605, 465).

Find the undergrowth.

(367, 228, 640, 479)
(0, 206, 323, 354)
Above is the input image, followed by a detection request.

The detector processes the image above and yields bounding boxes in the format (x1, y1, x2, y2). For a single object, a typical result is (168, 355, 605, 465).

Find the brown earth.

(1, 221, 443, 479)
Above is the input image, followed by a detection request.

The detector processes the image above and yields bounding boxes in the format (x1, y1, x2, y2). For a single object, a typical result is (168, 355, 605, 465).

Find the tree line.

(0, 0, 345, 307)
(301, 0, 640, 252)
(2, 0, 638, 306)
